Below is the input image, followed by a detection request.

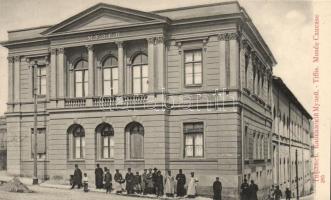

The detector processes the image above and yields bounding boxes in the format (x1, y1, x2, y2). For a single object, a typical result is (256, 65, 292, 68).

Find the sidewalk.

(0, 171, 210, 200)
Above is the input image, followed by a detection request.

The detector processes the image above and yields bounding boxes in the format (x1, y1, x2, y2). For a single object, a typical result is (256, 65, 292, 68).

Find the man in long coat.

(95, 164, 103, 189)
(176, 169, 186, 197)
(155, 170, 164, 197)
(125, 168, 135, 194)
(213, 177, 222, 200)
(104, 169, 112, 193)
(152, 168, 158, 194)
(240, 179, 249, 200)
(145, 168, 154, 194)
(142, 169, 148, 194)
(248, 180, 258, 200)
(71, 164, 82, 189)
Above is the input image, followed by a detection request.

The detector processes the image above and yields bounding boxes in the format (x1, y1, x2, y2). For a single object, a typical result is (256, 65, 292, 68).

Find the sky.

(0, 0, 319, 115)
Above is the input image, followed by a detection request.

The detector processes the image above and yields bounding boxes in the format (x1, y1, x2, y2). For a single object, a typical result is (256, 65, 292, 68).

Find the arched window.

(96, 123, 114, 159)
(126, 122, 144, 159)
(132, 53, 148, 94)
(74, 60, 88, 97)
(102, 56, 118, 96)
(68, 124, 85, 159)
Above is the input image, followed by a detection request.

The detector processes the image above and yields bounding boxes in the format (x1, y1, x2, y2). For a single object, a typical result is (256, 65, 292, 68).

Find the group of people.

(269, 185, 292, 200)
(71, 164, 202, 198)
(240, 179, 293, 200)
(240, 179, 259, 200)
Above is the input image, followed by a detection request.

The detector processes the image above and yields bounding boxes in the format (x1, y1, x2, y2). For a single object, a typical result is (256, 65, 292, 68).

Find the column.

(13, 56, 21, 103)
(57, 48, 65, 98)
(156, 36, 165, 92)
(116, 41, 124, 95)
(50, 49, 57, 99)
(218, 34, 227, 89)
(147, 37, 155, 93)
(7, 57, 14, 103)
(229, 32, 240, 89)
(87, 45, 95, 97)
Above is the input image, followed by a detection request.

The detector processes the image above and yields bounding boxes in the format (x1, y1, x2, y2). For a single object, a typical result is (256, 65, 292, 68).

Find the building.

(0, 2, 312, 198)
(0, 116, 6, 170)
(272, 76, 313, 197)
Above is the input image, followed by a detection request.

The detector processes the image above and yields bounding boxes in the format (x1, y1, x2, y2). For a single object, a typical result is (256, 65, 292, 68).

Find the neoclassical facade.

(1, 2, 312, 198)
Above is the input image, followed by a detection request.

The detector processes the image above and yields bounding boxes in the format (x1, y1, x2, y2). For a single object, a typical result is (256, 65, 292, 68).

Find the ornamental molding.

(86, 44, 94, 51)
(58, 48, 65, 54)
(218, 32, 241, 41)
(14, 56, 20, 62)
(115, 40, 123, 48)
(147, 37, 155, 44)
(7, 56, 14, 63)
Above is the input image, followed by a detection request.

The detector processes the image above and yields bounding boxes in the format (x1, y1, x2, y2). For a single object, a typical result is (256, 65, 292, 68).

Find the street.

(0, 185, 212, 200)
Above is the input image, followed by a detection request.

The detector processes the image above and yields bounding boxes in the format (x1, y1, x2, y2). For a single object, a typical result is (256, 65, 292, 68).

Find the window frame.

(74, 60, 88, 98)
(131, 53, 148, 94)
(183, 49, 203, 87)
(36, 65, 47, 96)
(183, 122, 204, 158)
(126, 122, 144, 160)
(72, 126, 85, 159)
(100, 124, 115, 159)
(31, 127, 46, 160)
(102, 56, 118, 96)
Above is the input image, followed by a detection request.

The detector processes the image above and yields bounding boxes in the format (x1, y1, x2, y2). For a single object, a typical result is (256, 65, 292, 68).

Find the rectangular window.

(36, 65, 46, 95)
(31, 128, 46, 159)
(184, 122, 204, 158)
(184, 50, 202, 86)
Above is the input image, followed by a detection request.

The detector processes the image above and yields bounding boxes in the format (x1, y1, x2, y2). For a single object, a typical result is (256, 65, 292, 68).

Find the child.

(83, 173, 89, 192)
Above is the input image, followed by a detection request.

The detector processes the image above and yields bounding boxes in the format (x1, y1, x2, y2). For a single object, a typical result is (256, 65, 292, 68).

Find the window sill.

(96, 159, 115, 162)
(170, 158, 217, 162)
(68, 159, 85, 162)
(124, 159, 145, 162)
(184, 84, 203, 88)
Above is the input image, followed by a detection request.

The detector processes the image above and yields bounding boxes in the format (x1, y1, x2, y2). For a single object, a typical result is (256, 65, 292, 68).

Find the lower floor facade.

(5, 105, 312, 199)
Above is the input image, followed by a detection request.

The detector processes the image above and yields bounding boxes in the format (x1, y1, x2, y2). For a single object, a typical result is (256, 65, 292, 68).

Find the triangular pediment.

(42, 3, 169, 35)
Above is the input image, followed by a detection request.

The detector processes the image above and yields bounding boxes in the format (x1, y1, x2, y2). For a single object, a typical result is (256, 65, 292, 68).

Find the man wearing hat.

(71, 164, 82, 189)
(152, 168, 158, 194)
(146, 168, 154, 194)
(213, 177, 222, 200)
(125, 168, 135, 194)
(114, 169, 124, 193)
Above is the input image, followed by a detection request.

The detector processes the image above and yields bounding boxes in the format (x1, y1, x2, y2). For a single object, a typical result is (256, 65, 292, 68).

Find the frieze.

(87, 32, 120, 41)
(218, 32, 241, 41)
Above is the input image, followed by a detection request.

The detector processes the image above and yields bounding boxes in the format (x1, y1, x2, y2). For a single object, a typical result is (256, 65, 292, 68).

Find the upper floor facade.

(1, 2, 276, 114)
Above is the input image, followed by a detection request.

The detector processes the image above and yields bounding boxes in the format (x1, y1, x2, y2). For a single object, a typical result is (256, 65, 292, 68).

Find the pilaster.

(13, 56, 20, 103)
(156, 36, 165, 92)
(116, 41, 124, 95)
(57, 48, 65, 98)
(50, 48, 57, 99)
(87, 45, 95, 97)
(147, 37, 155, 93)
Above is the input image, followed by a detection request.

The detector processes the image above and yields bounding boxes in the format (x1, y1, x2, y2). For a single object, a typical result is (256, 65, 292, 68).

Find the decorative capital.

(7, 56, 14, 63)
(25, 57, 30, 63)
(50, 48, 57, 55)
(115, 41, 123, 48)
(14, 56, 20, 62)
(155, 36, 164, 44)
(86, 45, 94, 51)
(44, 56, 49, 64)
(218, 32, 241, 41)
(58, 48, 64, 54)
(147, 37, 155, 44)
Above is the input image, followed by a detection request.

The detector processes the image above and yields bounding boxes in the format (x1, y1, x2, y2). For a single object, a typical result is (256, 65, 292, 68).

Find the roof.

(273, 76, 312, 119)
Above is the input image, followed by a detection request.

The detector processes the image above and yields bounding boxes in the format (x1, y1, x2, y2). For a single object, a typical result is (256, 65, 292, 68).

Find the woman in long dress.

(164, 170, 175, 197)
(114, 169, 124, 193)
(187, 172, 198, 198)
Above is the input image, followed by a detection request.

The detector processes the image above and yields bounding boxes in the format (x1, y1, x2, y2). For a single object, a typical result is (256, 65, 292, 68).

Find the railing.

(92, 96, 117, 107)
(123, 94, 148, 105)
(64, 98, 86, 108)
